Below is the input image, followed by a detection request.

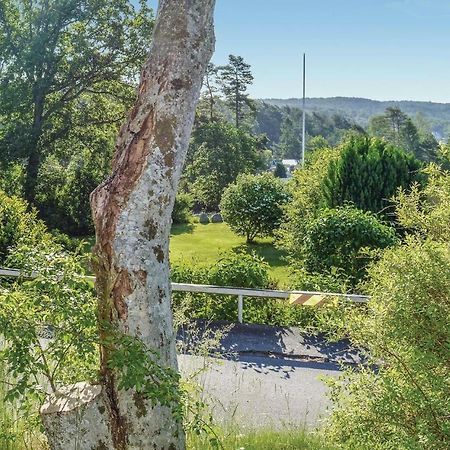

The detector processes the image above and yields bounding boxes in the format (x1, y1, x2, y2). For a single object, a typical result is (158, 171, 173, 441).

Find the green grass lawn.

(76, 223, 290, 286)
(170, 222, 290, 286)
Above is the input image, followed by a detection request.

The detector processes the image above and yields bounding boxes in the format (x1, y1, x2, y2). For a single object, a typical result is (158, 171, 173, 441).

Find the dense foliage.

(171, 250, 318, 327)
(325, 167, 450, 449)
(323, 135, 422, 216)
(183, 120, 267, 210)
(0, 191, 49, 264)
(395, 165, 450, 241)
(220, 173, 291, 243)
(0, 0, 153, 203)
(369, 107, 439, 161)
(326, 239, 450, 450)
(255, 103, 361, 159)
(172, 193, 194, 225)
(276, 146, 341, 258)
(264, 97, 450, 140)
(35, 147, 112, 235)
(0, 241, 98, 428)
(302, 206, 397, 283)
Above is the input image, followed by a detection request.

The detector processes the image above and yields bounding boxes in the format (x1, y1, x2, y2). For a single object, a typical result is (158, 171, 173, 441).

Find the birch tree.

(40, 0, 215, 448)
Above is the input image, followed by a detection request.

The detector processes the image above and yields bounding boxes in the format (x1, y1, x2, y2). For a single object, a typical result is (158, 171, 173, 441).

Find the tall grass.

(0, 357, 22, 450)
(0, 351, 46, 450)
(187, 427, 335, 450)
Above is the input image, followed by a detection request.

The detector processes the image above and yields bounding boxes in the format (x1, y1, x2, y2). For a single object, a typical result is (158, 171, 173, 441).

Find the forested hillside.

(262, 97, 450, 140)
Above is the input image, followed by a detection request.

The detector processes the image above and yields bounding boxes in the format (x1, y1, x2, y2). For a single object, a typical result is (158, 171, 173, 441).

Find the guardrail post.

(238, 294, 244, 323)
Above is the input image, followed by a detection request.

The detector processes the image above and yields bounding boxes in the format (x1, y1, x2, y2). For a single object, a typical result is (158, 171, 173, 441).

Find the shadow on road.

(177, 319, 364, 372)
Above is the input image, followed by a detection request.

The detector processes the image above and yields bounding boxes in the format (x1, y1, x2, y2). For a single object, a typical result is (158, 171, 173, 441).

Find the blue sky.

(146, 1, 450, 102)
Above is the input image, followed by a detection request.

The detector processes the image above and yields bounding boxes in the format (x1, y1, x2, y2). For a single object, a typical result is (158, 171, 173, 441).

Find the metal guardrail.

(0, 267, 369, 323)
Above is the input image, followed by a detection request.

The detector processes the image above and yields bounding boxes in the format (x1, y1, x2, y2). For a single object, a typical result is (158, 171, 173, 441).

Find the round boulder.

(199, 212, 210, 224)
(211, 213, 223, 223)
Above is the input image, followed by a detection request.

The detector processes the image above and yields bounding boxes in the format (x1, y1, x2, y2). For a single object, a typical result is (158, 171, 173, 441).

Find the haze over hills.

(261, 97, 450, 140)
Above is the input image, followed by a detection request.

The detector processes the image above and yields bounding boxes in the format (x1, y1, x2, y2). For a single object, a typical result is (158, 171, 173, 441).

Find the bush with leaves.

(0, 242, 216, 445)
(279, 137, 421, 263)
(172, 192, 194, 224)
(172, 250, 272, 321)
(276, 146, 341, 258)
(395, 164, 450, 242)
(324, 166, 450, 449)
(325, 238, 450, 450)
(0, 191, 50, 264)
(171, 250, 322, 327)
(0, 162, 25, 197)
(220, 173, 291, 243)
(0, 241, 99, 428)
(302, 206, 398, 284)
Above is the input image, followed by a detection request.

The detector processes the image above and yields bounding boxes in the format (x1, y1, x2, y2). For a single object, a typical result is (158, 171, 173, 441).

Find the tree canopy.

(183, 120, 267, 210)
(0, 0, 153, 202)
(218, 54, 254, 128)
(368, 107, 439, 161)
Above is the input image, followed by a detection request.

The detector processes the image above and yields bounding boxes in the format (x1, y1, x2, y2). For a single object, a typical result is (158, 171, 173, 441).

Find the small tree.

(273, 161, 287, 178)
(220, 173, 291, 243)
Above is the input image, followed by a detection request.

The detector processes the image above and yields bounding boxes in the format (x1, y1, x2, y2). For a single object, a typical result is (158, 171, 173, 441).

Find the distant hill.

(261, 97, 450, 140)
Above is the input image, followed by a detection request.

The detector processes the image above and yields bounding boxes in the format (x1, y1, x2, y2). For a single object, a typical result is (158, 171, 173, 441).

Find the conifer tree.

(218, 54, 254, 127)
(323, 135, 422, 215)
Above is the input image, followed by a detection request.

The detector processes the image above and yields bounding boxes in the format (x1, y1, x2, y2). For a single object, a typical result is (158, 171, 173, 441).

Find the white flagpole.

(302, 53, 306, 167)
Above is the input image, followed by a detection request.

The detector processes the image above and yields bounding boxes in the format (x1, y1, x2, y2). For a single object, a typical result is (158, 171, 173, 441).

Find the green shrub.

(325, 239, 450, 450)
(303, 206, 397, 284)
(288, 267, 350, 294)
(0, 191, 49, 264)
(220, 173, 291, 243)
(323, 135, 422, 216)
(278, 138, 421, 261)
(171, 251, 321, 327)
(0, 162, 24, 197)
(0, 243, 98, 436)
(276, 147, 341, 258)
(395, 164, 450, 242)
(172, 251, 272, 322)
(208, 250, 272, 288)
(35, 151, 108, 236)
(172, 192, 194, 224)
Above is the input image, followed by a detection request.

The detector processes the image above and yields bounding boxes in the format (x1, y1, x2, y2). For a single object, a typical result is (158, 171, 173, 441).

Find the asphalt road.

(177, 321, 362, 429)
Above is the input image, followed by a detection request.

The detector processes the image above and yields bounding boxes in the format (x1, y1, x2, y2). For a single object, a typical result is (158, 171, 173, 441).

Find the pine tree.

(218, 54, 254, 127)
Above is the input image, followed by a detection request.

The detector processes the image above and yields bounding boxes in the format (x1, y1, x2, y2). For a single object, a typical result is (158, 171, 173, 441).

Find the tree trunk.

(24, 93, 45, 204)
(40, 1, 215, 448)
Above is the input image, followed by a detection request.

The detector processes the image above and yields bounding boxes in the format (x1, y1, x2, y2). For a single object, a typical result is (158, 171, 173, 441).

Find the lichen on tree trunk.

(40, 1, 215, 448)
